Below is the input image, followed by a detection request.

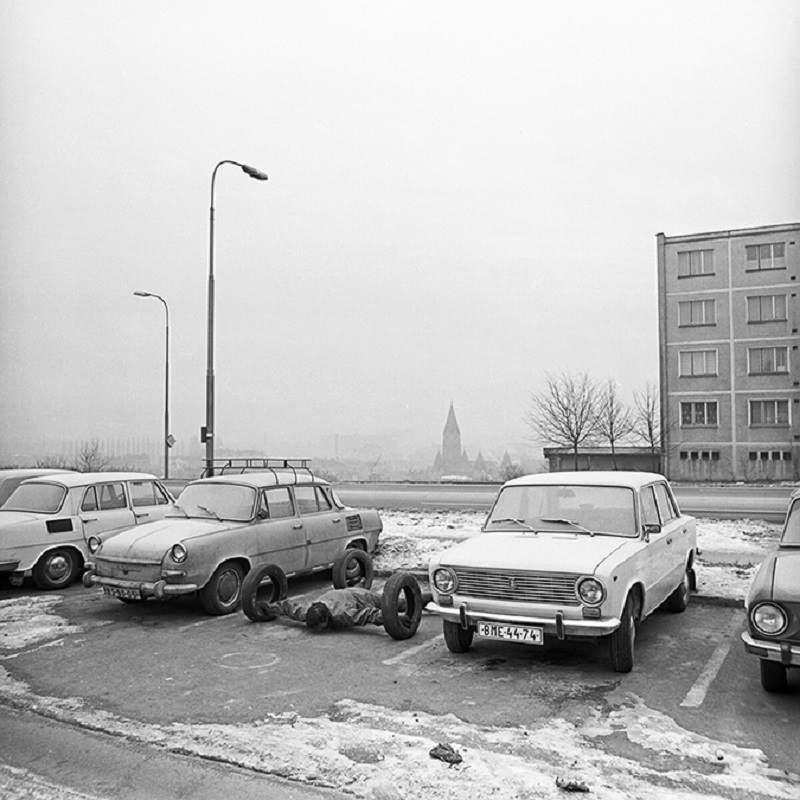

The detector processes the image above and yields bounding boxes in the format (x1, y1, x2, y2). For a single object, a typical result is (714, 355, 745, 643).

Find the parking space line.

(680, 616, 742, 708)
(382, 633, 442, 665)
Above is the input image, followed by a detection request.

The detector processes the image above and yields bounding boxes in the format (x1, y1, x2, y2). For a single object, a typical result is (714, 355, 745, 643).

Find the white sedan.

(0, 472, 174, 590)
(428, 471, 697, 672)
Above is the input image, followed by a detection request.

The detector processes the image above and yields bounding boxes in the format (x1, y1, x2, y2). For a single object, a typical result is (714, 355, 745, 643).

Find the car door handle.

(292, 523, 303, 530)
(134, 512, 149, 519)
(82, 517, 97, 523)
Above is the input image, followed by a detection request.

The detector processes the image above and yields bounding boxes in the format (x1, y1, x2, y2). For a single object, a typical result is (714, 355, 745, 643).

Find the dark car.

(742, 487, 800, 692)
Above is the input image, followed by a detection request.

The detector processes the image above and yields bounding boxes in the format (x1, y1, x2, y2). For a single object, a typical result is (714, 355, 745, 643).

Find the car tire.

(666, 568, 691, 613)
(381, 572, 423, 640)
(443, 619, 474, 653)
(332, 549, 374, 589)
(759, 659, 788, 693)
(32, 548, 81, 591)
(200, 561, 244, 616)
(609, 593, 636, 673)
(241, 563, 288, 622)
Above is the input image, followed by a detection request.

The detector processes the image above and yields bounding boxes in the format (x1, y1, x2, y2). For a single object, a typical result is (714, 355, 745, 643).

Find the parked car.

(0, 472, 175, 590)
(0, 468, 75, 507)
(741, 487, 800, 692)
(83, 469, 382, 615)
(427, 471, 697, 672)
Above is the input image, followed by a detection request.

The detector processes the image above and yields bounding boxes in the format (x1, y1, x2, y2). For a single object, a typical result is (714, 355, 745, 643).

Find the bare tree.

(526, 371, 598, 470)
(632, 383, 662, 472)
(595, 380, 635, 470)
(77, 441, 110, 473)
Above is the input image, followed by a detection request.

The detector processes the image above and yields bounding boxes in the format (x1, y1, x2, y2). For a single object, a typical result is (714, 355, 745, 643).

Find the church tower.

(442, 401, 462, 475)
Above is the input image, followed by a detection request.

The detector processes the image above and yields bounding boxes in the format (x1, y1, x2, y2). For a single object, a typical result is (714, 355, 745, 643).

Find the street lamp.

(134, 291, 171, 479)
(204, 160, 268, 476)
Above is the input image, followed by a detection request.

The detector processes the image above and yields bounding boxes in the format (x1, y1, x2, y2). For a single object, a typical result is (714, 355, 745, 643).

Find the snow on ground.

(0, 512, 793, 800)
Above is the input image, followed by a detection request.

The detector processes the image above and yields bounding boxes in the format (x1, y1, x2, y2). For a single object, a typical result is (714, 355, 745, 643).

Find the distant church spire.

(442, 401, 463, 475)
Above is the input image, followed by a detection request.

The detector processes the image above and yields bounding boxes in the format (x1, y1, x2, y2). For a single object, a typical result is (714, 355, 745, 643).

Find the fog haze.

(1, 1, 799, 464)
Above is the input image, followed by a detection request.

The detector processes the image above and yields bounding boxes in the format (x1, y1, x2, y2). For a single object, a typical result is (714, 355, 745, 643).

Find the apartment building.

(657, 223, 800, 482)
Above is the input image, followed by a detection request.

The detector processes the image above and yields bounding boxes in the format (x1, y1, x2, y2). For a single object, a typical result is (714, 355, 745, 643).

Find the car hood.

(772, 549, 800, 603)
(98, 517, 238, 557)
(433, 531, 632, 574)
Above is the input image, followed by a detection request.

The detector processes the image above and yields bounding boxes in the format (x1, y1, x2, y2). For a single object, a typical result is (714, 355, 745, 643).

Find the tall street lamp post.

(134, 291, 172, 479)
(204, 160, 268, 476)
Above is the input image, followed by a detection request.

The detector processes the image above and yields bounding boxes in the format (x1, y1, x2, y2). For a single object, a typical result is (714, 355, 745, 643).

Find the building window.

(750, 450, 792, 462)
(749, 399, 790, 426)
(678, 249, 715, 277)
(748, 346, 789, 375)
(681, 449, 720, 461)
(681, 401, 718, 427)
(678, 299, 716, 327)
(746, 242, 786, 271)
(747, 294, 788, 323)
(679, 349, 718, 376)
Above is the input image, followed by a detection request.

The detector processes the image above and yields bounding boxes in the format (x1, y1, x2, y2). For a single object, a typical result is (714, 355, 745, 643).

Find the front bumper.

(0, 560, 20, 573)
(427, 601, 621, 638)
(741, 631, 800, 667)
(83, 570, 198, 599)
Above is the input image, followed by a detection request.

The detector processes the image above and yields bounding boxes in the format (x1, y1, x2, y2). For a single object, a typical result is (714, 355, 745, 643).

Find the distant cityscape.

(0, 402, 539, 482)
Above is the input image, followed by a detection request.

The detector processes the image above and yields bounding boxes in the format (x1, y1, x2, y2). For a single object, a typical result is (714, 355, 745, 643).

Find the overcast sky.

(1, 1, 799, 462)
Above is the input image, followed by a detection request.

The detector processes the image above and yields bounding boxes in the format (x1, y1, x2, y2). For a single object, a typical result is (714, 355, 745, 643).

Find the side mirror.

(257, 508, 269, 521)
(643, 523, 661, 538)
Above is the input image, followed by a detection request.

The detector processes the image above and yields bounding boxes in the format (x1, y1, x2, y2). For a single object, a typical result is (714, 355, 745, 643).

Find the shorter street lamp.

(134, 291, 172, 479)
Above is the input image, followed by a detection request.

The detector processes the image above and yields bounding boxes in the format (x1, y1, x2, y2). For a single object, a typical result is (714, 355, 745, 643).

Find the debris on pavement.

(429, 743, 463, 765)
(556, 775, 591, 792)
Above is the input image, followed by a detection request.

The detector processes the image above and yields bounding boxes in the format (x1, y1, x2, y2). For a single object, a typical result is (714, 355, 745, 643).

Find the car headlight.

(87, 536, 102, 554)
(433, 567, 456, 594)
(577, 577, 605, 606)
(751, 602, 788, 636)
(170, 543, 188, 563)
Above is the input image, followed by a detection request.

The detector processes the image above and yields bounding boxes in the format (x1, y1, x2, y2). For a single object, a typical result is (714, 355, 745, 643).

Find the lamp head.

(134, 291, 151, 297)
(241, 164, 268, 181)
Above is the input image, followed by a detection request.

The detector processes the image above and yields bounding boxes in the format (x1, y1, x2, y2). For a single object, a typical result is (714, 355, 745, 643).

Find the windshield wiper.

(196, 504, 222, 521)
(489, 517, 536, 532)
(540, 517, 595, 536)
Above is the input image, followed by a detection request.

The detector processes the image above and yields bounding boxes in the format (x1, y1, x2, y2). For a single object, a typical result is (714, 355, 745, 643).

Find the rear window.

(1, 482, 67, 514)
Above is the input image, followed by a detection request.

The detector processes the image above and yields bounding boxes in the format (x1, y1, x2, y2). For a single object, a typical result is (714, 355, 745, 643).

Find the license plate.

(103, 586, 141, 600)
(477, 622, 543, 645)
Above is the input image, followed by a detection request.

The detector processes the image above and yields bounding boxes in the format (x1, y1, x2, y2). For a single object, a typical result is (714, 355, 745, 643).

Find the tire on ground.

(332, 548, 374, 589)
(241, 563, 289, 622)
(609, 592, 636, 673)
(381, 572, 423, 640)
(666, 567, 691, 613)
(33, 547, 81, 590)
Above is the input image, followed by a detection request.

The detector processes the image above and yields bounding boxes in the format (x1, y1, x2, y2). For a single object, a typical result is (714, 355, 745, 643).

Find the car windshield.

(170, 483, 256, 521)
(0, 482, 67, 514)
(487, 484, 637, 537)
(781, 498, 800, 546)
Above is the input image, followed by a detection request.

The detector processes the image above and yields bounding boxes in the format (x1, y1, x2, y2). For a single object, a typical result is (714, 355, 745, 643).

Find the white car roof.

(505, 471, 668, 490)
(191, 471, 322, 489)
(20, 472, 160, 488)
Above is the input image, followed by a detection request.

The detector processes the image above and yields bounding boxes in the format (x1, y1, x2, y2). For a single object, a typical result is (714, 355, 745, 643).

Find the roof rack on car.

(202, 457, 313, 482)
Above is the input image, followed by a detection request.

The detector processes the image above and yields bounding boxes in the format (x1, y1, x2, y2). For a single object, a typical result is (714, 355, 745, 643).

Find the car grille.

(453, 567, 581, 605)
(95, 556, 161, 583)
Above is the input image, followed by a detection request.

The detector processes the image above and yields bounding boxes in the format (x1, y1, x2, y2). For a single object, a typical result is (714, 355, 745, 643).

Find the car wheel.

(32, 548, 80, 590)
(200, 561, 244, 615)
(332, 549, 374, 589)
(609, 593, 636, 673)
(666, 568, 691, 613)
(381, 572, 423, 640)
(443, 619, 474, 653)
(241, 564, 288, 622)
(759, 659, 788, 693)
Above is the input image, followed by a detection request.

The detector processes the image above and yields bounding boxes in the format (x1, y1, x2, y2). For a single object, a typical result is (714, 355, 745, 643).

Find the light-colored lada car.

(0, 472, 174, 590)
(83, 469, 382, 615)
(428, 471, 697, 672)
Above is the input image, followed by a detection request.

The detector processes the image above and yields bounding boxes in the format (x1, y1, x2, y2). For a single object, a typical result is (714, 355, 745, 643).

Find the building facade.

(657, 223, 800, 482)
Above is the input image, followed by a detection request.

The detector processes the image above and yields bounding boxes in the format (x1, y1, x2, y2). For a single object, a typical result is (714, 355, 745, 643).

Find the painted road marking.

(382, 634, 443, 665)
(680, 616, 742, 708)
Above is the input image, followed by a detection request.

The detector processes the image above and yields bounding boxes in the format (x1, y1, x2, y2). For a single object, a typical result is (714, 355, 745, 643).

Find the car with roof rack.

(741, 486, 800, 692)
(0, 472, 174, 590)
(83, 460, 382, 615)
(427, 471, 697, 672)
